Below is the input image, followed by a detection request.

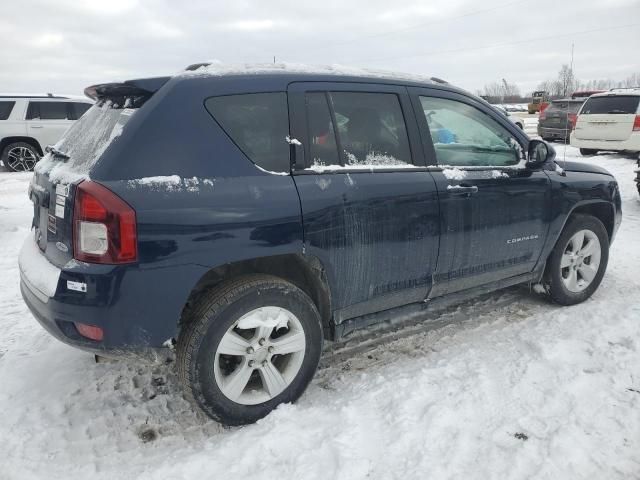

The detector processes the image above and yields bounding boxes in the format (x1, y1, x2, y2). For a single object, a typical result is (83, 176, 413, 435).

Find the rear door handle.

(447, 184, 478, 195)
(30, 125, 43, 128)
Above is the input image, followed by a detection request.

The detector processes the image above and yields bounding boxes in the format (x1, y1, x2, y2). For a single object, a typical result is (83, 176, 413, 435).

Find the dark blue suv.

(19, 64, 622, 425)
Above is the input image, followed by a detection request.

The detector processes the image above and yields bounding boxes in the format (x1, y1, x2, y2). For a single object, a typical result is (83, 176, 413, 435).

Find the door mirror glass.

(527, 139, 554, 167)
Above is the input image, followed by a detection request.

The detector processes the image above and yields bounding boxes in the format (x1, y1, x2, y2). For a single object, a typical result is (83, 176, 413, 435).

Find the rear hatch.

(540, 100, 582, 129)
(29, 77, 168, 268)
(574, 94, 640, 141)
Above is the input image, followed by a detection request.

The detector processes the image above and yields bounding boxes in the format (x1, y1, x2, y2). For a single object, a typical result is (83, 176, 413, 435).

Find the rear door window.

(329, 92, 412, 167)
(305, 92, 340, 166)
(26, 101, 69, 120)
(581, 96, 640, 114)
(205, 93, 290, 173)
(0, 101, 15, 120)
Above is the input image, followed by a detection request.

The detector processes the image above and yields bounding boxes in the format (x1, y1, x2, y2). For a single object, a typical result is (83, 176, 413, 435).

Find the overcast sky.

(1, 0, 638, 97)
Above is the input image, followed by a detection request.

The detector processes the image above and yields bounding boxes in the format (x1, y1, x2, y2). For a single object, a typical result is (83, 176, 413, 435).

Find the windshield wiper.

(607, 109, 628, 114)
(45, 145, 70, 160)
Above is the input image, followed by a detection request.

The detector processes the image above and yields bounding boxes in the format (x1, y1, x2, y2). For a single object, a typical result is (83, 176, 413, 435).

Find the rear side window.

(330, 92, 412, 167)
(26, 101, 69, 120)
(306, 93, 340, 166)
(0, 101, 15, 120)
(303, 91, 412, 168)
(581, 96, 640, 114)
(70, 102, 92, 120)
(205, 93, 290, 173)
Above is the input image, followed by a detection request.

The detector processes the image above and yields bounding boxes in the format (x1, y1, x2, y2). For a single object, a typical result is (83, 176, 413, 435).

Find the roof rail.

(0, 94, 69, 99)
(609, 87, 640, 92)
(430, 76, 448, 84)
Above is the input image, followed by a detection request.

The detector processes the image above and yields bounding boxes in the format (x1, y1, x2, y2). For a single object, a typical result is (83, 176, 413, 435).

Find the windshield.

(581, 96, 640, 114)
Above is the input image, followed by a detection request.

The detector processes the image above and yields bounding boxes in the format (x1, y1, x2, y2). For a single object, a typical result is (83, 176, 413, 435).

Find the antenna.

(273, 55, 276, 64)
(562, 42, 574, 167)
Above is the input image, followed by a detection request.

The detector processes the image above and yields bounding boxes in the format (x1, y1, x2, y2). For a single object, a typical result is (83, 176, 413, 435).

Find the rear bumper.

(538, 126, 571, 140)
(570, 133, 640, 151)
(18, 235, 206, 362)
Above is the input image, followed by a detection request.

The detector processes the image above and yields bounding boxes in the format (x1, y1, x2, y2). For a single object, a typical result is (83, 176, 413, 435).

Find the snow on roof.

(179, 61, 438, 85)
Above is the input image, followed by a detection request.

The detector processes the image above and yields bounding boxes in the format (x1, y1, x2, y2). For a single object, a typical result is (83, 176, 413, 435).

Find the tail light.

(73, 181, 137, 264)
(568, 113, 577, 130)
(633, 115, 640, 132)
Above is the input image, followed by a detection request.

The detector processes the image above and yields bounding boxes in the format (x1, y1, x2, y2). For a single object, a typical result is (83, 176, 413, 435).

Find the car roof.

(589, 88, 640, 98)
(178, 62, 449, 89)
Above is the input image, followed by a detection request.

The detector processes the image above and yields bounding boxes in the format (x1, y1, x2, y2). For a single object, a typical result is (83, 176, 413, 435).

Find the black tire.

(579, 148, 598, 156)
(1, 142, 40, 172)
(177, 274, 323, 426)
(544, 214, 609, 306)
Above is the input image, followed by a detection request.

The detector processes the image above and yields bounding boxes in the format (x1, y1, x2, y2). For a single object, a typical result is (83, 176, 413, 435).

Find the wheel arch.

(0, 136, 44, 156)
(568, 201, 615, 241)
(179, 254, 334, 339)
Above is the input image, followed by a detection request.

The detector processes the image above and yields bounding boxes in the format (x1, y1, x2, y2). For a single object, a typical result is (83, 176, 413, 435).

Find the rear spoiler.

(84, 76, 170, 101)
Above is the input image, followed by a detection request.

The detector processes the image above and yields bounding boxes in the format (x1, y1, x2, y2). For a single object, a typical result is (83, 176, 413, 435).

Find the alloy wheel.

(214, 306, 306, 405)
(560, 229, 601, 293)
(7, 146, 38, 171)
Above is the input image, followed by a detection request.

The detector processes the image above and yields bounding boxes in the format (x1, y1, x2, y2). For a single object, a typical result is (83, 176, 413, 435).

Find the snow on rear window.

(34, 101, 131, 183)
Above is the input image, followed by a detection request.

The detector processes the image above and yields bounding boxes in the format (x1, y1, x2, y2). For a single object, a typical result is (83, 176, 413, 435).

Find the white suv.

(0, 94, 93, 172)
(570, 88, 640, 156)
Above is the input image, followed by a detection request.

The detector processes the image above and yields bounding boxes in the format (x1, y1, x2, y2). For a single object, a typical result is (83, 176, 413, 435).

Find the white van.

(570, 88, 640, 156)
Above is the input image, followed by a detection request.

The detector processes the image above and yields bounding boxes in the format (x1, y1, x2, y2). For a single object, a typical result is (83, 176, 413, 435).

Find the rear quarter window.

(0, 101, 15, 120)
(205, 93, 290, 173)
(581, 96, 640, 114)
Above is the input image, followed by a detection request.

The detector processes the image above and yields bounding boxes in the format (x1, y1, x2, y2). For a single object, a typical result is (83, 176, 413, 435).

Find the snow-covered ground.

(1, 143, 639, 480)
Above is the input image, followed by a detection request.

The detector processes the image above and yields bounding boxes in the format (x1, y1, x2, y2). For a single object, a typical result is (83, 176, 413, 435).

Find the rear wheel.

(544, 214, 609, 305)
(177, 275, 323, 426)
(1, 142, 40, 172)
(579, 148, 598, 156)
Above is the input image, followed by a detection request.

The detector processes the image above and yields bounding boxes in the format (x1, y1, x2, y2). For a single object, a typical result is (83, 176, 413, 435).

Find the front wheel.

(177, 275, 323, 426)
(579, 148, 598, 156)
(544, 214, 609, 305)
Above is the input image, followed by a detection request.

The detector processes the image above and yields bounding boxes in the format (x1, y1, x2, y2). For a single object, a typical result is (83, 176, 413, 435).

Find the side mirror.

(527, 139, 555, 168)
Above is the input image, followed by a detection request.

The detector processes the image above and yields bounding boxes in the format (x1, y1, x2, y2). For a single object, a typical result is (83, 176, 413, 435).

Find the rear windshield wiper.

(45, 145, 70, 160)
(607, 109, 629, 114)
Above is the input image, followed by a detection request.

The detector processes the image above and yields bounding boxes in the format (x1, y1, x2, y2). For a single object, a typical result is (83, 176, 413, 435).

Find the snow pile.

(307, 153, 417, 173)
(442, 167, 467, 180)
(127, 176, 215, 192)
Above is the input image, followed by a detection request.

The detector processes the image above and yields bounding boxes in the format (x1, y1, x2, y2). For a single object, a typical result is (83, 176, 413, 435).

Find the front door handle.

(30, 125, 43, 128)
(447, 184, 478, 195)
